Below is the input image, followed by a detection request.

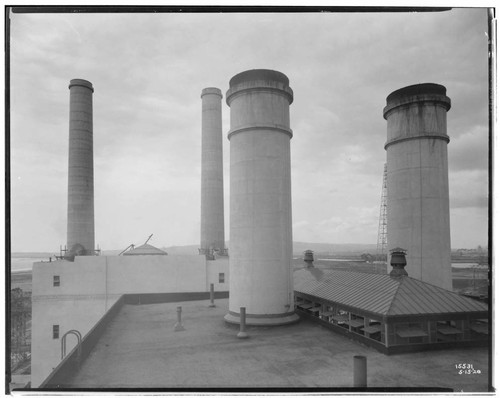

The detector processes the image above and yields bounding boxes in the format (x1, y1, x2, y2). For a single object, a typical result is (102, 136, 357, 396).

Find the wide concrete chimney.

(224, 69, 299, 325)
(383, 83, 452, 290)
(67, 79, 95, 256)
(199, 87, 226, 258)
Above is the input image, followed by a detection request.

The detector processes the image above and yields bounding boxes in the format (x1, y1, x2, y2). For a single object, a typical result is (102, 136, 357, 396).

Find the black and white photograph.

(7, 5, 492, 393)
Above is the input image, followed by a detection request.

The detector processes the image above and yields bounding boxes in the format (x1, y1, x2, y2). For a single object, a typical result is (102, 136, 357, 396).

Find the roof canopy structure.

(293, 268, 489, 354)
(123, 244, 168, 256)
(294, 268, 487, 318)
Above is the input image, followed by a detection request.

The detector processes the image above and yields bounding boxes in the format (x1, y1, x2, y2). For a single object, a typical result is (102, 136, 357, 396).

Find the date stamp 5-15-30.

(455, 363, 482, 375)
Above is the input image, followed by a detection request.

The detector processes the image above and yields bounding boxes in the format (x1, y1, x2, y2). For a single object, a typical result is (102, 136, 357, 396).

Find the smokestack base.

(224, 311, 299, 326)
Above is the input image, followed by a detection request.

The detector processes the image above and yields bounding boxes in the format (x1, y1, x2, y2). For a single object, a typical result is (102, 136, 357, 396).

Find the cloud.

(448, 125, 489, 172)
(293, 205, 380, 245)
(450, 206, 489, 248)
(449, 169, 488, 210)
(9, 9, 489, 251)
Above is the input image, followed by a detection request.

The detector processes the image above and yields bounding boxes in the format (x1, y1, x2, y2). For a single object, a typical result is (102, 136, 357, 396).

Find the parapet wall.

(31, 255, 229, 387)
(33, 255, 229, 296)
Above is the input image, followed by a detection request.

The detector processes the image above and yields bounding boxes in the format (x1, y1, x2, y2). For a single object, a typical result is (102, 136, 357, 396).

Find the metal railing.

(61, 330, 82, 361)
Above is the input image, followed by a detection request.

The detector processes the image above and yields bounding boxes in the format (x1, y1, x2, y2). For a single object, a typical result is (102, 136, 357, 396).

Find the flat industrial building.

(38, 298, 489, 392)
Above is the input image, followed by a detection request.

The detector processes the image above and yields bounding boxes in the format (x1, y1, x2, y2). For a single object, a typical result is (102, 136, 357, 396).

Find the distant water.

(10, 257, 49, 273)
(316, 258, 361, 262)
(452, 263, 487, 269)
(311, 259, 483, 268)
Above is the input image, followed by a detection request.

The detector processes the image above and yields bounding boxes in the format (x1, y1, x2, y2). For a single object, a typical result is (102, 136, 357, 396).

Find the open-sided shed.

(294, 267, 489, 354)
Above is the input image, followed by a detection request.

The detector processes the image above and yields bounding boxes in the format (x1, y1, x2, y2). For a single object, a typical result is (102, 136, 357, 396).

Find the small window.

(219, 273, 225, 283)
(53, 276, 60, 287)
(53, 325, 59, 339)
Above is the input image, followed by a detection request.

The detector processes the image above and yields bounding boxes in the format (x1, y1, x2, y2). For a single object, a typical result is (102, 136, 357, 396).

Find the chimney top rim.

(386, 83, 448, 105)
(69, 79, 94, 92)
(229, 69, 290, 88)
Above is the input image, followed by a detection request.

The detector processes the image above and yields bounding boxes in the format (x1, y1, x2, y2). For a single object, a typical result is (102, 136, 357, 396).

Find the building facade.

(31, 255, 229, 387)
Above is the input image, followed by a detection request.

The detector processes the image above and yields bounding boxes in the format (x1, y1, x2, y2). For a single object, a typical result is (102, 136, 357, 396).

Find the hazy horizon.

(10, 240, 489, 256)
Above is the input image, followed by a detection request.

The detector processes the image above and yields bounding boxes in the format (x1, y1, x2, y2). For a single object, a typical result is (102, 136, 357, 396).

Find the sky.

(9, 7, 490, 252)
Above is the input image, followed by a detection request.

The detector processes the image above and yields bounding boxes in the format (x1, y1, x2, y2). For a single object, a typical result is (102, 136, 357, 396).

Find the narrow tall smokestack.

(224, 69, 299, 326)
(383, 83, 452, 290)
(67, 79, 95, 256)
(200, 87, 226, 258)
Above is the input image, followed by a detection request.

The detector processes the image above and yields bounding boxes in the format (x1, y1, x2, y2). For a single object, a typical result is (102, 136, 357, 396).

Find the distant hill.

(161, 242, 378, 256)
(161, 245, 200, 255)
(292, 242, 377, 255)
(11, 252, 54, 258)
(11, 240, 486, 260)
(12, 242, 380, 258)
(101, 250, 122, 256)
(162, 242, 378, 256)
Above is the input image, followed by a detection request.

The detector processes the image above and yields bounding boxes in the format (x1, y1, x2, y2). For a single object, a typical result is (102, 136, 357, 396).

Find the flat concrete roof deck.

(66, 299, 489, 391)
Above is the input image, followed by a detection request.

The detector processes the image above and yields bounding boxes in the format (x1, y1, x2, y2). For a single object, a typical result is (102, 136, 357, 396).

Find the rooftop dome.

(123, 243, 168, 256)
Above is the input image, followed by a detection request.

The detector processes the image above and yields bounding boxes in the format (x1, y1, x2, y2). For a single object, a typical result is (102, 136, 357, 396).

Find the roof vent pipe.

(304, 250, 314, 268)
(389, 248, 408, 278)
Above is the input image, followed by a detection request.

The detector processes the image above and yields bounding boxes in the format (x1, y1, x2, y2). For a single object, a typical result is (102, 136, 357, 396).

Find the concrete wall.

(31, 254, 229, 387)
(31, 295, 117, 388)
(206, 257, 229, 291)
(225, 69, 298, 325)
(383, 84, 452, 291)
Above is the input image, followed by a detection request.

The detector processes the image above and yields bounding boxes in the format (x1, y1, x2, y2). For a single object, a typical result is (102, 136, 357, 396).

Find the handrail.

(39, 295, 126, 388)
(61, 330, 82, 361)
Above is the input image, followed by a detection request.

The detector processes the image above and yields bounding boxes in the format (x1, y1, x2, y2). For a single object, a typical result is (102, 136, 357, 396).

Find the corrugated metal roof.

(387, 277, 488, 315)
(294, 268, 399, 315)
(293, 268, 488, 317)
